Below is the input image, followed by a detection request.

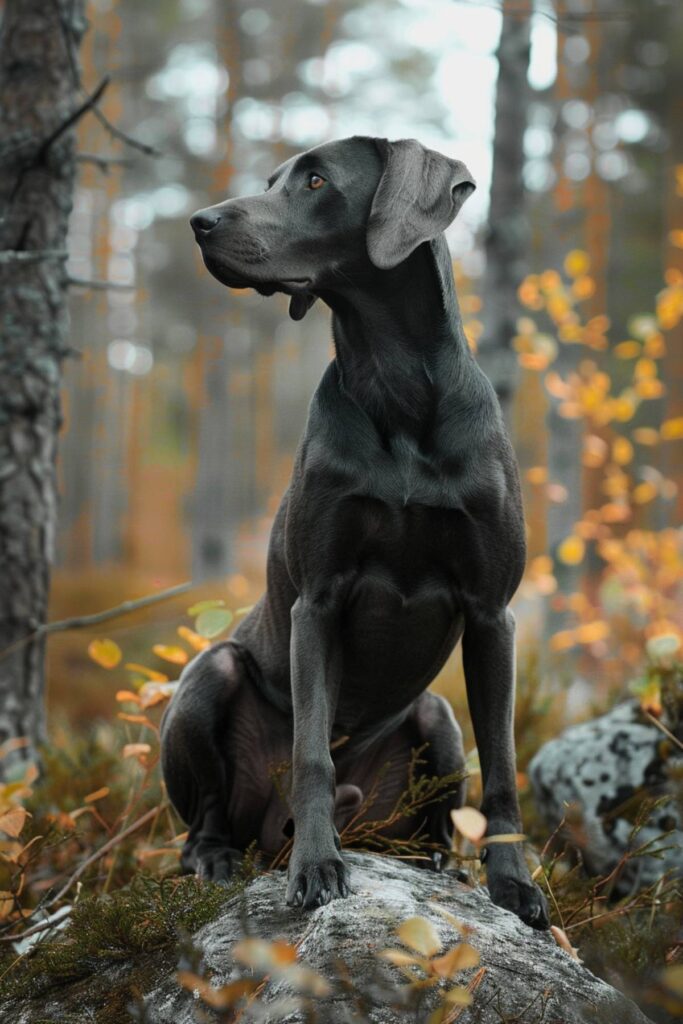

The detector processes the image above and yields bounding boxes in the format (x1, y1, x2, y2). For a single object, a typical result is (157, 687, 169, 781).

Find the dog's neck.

(317, 235, 477, 438)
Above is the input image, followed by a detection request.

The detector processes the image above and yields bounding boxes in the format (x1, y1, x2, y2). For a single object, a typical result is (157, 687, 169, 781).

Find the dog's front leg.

(462, 607, 549, 929)
(286, 595, 349, 908)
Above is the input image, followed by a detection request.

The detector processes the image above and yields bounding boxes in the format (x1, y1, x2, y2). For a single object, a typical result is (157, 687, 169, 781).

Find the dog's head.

(190, 136, 475, 320)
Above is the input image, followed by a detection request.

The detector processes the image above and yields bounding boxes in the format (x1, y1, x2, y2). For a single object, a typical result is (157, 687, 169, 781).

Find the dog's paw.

(488, 872, 549, 929)
(484, 845, 550, 930)
(189, 838, 242, 885)
(286, 851, 349, 909)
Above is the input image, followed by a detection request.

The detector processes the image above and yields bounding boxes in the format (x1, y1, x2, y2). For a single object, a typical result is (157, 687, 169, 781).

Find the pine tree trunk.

(0, 0, 86, 769)
(476, 2, 531, 424)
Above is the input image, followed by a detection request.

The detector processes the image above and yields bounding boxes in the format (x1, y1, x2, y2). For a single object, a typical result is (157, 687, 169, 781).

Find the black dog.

(161, 136, 549, 929)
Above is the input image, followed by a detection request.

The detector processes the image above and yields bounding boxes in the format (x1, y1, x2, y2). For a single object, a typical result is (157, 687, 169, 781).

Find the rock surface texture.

(12, 851, 654, 1023)
(529, 700, 682, 890)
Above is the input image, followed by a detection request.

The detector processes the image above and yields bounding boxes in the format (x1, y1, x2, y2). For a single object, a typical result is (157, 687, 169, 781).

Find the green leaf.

(187, 599, 225, 616)
(195, 608, 233, 639)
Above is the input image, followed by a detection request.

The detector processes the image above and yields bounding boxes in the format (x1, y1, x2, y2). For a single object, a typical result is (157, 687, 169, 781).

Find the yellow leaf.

(633, 481, 657, 504)
(232, 938, 298, 970)
(636, 378, 664, 399)
(564, 249, 590, 277)
(632, 427, 659, 446)
(614, 341, 640, 359)
(612, 437, 633, 466)
(525, 466, 547, 484)
(84, 787, 110, 804)
(116, 690, 141, 704)
(661, 417, 683, 440)
(431, 942, 480, 978)
(451, 806, 487, 843)
(638, 678, 662, 717)
(397, 916, 441, 957)
(634, 357, 657, 380)
(0, 807, 28, 838)
(550, 629, 576, 652)
(122, 743, 151, 759)
(88, 638, 122, 669)
(557, 535, 585, 565)
(152, 644, 188, 666)
(379, 948, 424, 967)
(575, 621, 610, 644)
(444, 986, 473, 1006)
(124, 663, 168, 683)
(572, 275, 595, 301)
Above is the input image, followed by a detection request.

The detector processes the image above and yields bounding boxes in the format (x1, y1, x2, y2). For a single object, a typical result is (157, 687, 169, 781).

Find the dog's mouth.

(201, 253, 312, 295)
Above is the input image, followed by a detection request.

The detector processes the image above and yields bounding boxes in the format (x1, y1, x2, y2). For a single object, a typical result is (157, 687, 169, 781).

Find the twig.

(67, 276, 136, 291)
(0, 581, 192, 662)
(76, 153, 133, 172)
(90, 105, 162, 158)
(645, 711, 683, 753)
(4, 77, 110, 214)
(0, 806, 158, 944)
(36, 76, 110, 160)
(0, 249, 69, 264)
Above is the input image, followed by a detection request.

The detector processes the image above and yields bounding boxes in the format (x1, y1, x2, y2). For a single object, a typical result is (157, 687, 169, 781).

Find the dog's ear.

(367, 138, 476, 270)
(289, 291, 317, 321)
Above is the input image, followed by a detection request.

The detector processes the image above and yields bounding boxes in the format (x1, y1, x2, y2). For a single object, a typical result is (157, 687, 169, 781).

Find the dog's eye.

(308, 174, 326, 190)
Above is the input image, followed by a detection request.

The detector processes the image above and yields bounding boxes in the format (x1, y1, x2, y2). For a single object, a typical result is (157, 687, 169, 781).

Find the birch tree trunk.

(476, 2, 531, 424)
(0, 0, 86, 768)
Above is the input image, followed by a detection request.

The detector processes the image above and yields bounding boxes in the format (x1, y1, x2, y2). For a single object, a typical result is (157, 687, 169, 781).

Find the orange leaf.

(116, 690, 141, 705)
(124, 663, 168, 683)
(88, 638, 122, 669)
(118, 713, 155, 727)
(0, 807, 28, 838)
(177, 626, 210, 652)
(122, 743, 151, 759)
(152, 644, 188, 666)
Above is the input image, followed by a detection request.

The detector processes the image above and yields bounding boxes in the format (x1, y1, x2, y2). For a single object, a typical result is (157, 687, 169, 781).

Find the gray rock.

(11, 851, 654, 1023)
(529, 700, 683, 889)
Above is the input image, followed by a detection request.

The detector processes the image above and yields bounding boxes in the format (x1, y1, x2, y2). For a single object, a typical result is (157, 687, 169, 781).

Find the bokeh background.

(49, 0, 682, 735)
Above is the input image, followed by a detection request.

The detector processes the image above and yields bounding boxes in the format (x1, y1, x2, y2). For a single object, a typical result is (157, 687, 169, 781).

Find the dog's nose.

(191, 209, 221, 235)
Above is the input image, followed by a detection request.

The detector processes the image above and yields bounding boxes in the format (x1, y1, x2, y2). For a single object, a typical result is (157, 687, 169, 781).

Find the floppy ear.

(366, 138, 476, 270)
(288, 291, 318, 321)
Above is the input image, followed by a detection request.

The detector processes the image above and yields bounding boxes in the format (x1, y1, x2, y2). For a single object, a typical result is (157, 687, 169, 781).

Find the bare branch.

(67, 276, 136, 292)
(76, 153, 133, 173)
(0, 249, 68, 264)
(0, 581, 193, 663)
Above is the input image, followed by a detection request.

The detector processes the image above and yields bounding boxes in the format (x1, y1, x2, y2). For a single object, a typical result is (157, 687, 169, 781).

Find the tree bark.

(0, 0, 86, 768)
(476, 1, 531, 424)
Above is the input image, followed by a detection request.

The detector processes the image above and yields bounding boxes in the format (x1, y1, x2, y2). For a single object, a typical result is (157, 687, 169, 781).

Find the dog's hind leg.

(161, 641, 285, 882)
(409, 690, 467, 868)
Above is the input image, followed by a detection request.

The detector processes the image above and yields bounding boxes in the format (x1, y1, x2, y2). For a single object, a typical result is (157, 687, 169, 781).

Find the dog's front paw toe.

(489, 874, 550, 930)
(286, 854, 348, 909)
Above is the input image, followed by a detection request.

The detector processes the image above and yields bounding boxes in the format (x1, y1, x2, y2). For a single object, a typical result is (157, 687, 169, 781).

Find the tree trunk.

(0, 0, 86, 768)
(476, 2, 531, 424)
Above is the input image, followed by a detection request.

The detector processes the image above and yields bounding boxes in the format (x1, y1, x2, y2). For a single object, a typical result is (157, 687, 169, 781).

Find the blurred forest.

(35, 0, 681, 730)
(0, 0, 682, 1019)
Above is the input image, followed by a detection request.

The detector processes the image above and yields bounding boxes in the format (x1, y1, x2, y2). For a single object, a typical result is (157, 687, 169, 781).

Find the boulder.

(529, 700, 683, 890)
(10, 851, 653, 1023)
